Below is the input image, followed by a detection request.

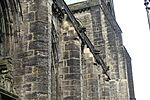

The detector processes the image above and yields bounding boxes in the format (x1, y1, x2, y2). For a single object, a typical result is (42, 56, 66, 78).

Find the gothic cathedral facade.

(0, 0, 136, 100)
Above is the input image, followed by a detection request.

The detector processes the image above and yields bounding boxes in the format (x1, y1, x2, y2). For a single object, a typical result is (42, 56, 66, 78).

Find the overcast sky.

(114, 0, 150, 100)
(65, 0, 150, 99)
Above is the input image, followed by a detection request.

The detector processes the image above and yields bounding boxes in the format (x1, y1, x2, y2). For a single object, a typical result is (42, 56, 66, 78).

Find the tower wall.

(59, 20, 82, 100)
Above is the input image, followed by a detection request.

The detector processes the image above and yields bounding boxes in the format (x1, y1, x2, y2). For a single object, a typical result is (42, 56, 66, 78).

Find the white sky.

(65, 0, 150, 99)
(114, 0, 150, 99)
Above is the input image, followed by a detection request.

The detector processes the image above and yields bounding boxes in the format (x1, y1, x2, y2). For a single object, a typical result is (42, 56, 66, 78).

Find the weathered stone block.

(25, 66, 32, 74)
(37, 75, 48, 83)
(39, 95, 48, 100)
(62, 67, 69, 73)
(25, 92, 38, 99)
(35, 10, 48, 22)
(34, 66, 48, 75)
(23, 51, 34, 57)
(33, 33, 48, 42)
(30, 21, 47, 33)
(63, 52, 69, 59)
(34, 50, 48, 58)
(36, 56, 48, 66)
(29, 41, 48, 50)
(70, 80, 80, 85)
(23, 84, 32, 91)
(14, 76, 24, 85)
(28, 12, 35, 21)
(67, 59, 80, 66)
(69, 66, 80, 73)
(23, 56, 37, 66)
(65, 74, 80, 80)
(65, 43, 80, 51)
(88, 79, 98, 85)
(30, 4, 37, 11)
(24, 74, 37, 82)
(32, 83, 48, 93)
(14, 68, 25, 76)
(24, 34, 33, 40)
(70, 51, 80, 58)
(64, 96, 81, 100)
(62, 81, 70, 86)
(88, 85, 98, 92)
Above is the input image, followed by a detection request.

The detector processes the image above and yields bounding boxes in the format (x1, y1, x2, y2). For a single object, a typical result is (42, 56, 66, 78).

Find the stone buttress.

(0, 0, 136, 100)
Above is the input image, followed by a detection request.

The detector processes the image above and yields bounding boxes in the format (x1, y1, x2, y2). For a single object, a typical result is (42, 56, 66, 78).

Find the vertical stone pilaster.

(90, 5, 111, 100)
(90, 6, 105, 59)
(82, 52, 100, 100)
(115, 32, 126, 79)
(15, 0, 52, 99)
(60, 21, 81, 100)
(103, 12, 119, 100)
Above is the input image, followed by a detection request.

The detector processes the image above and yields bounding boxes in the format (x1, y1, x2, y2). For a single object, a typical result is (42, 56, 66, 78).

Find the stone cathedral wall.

(0, 0, 136, 100)
(69, 0, 135, 100)
(0, 0, 53, 99)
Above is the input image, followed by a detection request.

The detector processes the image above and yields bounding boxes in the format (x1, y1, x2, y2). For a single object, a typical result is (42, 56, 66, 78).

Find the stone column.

(90, 4, 111, 100)
(60, 20, 81, 100)
(82, 49, 100, 100)
(15, 0, 52, 99)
